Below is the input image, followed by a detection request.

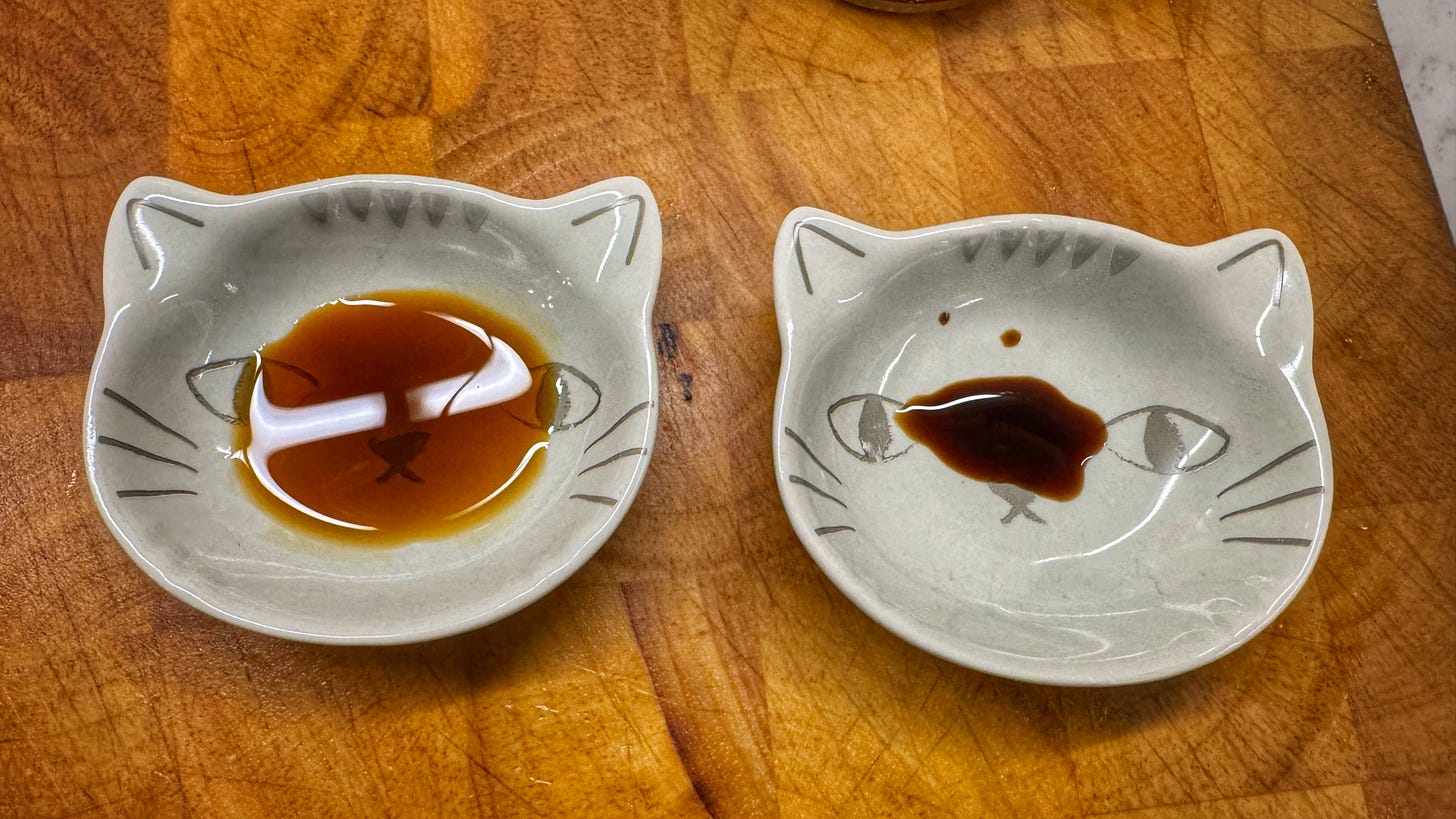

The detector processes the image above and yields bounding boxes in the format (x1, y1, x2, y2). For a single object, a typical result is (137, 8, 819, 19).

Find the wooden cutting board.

(2, 0, 1452, 815)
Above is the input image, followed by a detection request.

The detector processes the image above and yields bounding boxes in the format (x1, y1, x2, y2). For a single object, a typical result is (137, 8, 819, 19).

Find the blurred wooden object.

(1, 0, 1452, 815)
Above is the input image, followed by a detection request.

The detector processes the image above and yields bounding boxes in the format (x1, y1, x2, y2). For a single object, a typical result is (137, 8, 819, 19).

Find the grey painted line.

(117, 489, 198, 498)
(1222, 536, 1312, 547)
(102, 388, 198, 449)
(586, 402, 651, 453)
(789, 475, 847, 509)
(784, 426, 842, 485)
(571, 195, 646, 265)
(1218, 440, 1316, 498)
(578, 448, 646, 476)
(126, 198, 204, 271)
(97, 436, 198, 473)
(1218, 238, 1287, 307)
(793, 222, 865, 295)
(570, 494, 618, 506)
(1219, 486, 1324, 521)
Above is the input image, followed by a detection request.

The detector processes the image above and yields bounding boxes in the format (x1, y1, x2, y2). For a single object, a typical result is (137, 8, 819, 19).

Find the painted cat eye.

(1102, 405, 1230, 475)
(524, 363, 601, 432)
(827, 393, 913, 463)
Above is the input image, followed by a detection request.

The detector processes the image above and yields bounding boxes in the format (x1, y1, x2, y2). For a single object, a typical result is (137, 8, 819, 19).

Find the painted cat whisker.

(97, 436, 198, 473)
(578, 448, 646, 476)
(102, 388, 197, 449)
(586, 402, 651, 452)
(1222, 537, 1313, 547)
(570, 494, 618, 506)
(784, 426, 842, 485)
(116, 489, 197, 498)
(789, 475, 848, 509)
(1218, 486, 1323, 521)
(1218, 440, 1316, 497)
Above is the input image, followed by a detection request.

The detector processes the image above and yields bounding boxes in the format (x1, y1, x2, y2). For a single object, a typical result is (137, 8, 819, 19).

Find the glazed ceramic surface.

(773, 209, 1332, 686)
(85, 175, 660, 644)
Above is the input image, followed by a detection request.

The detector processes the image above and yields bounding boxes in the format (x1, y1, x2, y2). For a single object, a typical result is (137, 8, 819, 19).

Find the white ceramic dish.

(772, 209, 1332, 686)
(85, 175, 661, 644)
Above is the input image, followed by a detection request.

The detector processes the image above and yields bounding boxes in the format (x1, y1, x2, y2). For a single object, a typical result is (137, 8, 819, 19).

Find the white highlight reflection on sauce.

(241, 329, 533, 531)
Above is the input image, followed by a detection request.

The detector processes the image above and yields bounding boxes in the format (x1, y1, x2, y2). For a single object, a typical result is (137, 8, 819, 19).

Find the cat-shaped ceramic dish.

(773, 209, 1332, 686)
(85, 175, 660, 644)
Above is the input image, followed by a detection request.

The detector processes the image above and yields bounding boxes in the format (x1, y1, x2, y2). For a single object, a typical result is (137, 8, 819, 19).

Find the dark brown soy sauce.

(894, 376, 1106, 501)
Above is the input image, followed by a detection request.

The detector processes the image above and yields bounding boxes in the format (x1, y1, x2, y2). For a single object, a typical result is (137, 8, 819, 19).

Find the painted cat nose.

(370, 431, 430, 484)
(989, 483, 1046, 525)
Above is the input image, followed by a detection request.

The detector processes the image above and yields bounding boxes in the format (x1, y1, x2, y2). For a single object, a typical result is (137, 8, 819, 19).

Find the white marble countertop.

(1379, 0, 1456, 239)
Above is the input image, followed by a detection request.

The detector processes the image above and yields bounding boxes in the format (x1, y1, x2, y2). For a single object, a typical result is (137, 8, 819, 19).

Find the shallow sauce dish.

(85, 175, 661, 644)
(773, 209, 1332, 686)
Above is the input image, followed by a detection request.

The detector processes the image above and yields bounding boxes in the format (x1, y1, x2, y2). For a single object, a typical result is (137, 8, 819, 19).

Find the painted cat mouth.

(989, 483, 1046, 525)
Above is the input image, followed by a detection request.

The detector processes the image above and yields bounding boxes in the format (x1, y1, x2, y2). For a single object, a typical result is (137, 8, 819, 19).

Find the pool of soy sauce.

(894, 375, 1106, 501)
(232, 289, 555, 543)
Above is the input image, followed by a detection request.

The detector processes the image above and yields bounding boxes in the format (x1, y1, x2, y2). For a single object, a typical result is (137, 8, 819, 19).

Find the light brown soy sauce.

(233, 290, 554, 544)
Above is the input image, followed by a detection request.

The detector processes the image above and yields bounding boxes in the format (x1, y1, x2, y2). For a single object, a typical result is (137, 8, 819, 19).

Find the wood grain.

(2, 0, 1453, 816)
(684, 0, 942, 91)
(939, 0, 1181, 73)
(944, 58, 1224, 244)
(1170, 0, 1386, 57)
(0, 0, 168, 380)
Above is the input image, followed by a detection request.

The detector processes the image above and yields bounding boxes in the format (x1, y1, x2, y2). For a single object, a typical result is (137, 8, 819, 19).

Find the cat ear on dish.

(104, 176, 219, 316)
(774, 208, 922, 340)
(1195, 228, 1313, 369)
(542, 176, 660, 315)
